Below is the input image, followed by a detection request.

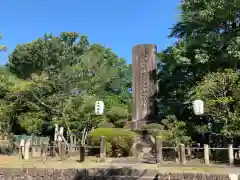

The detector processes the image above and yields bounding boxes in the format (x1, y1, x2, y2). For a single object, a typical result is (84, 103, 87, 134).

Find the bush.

(142, 123, 169, 140)
(88, 128, 136, 157)
(0, 145, 15, 155)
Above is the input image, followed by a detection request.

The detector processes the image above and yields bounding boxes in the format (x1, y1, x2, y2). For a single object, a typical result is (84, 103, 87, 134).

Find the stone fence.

(0, 168, 237, 180)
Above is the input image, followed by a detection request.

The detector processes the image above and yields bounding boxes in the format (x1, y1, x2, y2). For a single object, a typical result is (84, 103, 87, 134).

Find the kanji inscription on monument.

(131, 44, 157, 129)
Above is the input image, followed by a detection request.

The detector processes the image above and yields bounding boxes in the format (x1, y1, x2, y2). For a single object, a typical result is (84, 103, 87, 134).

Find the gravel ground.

(0, 155, 240, 174)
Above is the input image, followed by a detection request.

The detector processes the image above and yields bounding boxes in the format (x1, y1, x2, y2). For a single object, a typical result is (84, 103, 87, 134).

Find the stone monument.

(131, 44, 157, 130)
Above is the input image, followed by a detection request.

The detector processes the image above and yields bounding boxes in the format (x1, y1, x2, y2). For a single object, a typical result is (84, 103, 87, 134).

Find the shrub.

(98, 121, 115, 128)
(88, 128, 136, 157)
(142, 123, 169, 140)
(0, 145, 15, 155)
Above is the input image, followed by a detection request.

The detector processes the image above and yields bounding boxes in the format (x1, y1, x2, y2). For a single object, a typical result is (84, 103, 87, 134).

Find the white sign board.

(193, 99, 204, 115)
(95, 101, 104, 115)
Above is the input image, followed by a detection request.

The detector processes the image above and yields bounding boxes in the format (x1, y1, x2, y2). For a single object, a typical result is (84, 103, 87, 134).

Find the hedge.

(88, 128, 136, 157)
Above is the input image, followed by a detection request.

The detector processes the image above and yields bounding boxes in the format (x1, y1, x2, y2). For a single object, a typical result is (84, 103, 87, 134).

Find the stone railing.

(0, 168, 236, 180)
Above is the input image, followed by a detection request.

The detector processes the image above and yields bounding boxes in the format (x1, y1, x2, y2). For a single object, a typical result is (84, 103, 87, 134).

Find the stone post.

(57, 126, 64, 156)
(131, 44, 157, 129)
(156, 136, 163, 164)
(73, 136, 77, 151)
(196, 143, 201, 158)
(19, 139, 25, 159)
(31, 137, 36, 158)
(24, 139, 31, 160)
(40, 143, 48, 161)
(100, 136, 106, 162)
(228, 144, 234, 165)
(79, 145, 85, 162)
(35, 137, 40, 153)
(204, 144, 209, 165)
(179, 144, 186, 164)
(186, 144, 191, 161)
(84, 147, 89, 161)
(60, 142, 66, 161)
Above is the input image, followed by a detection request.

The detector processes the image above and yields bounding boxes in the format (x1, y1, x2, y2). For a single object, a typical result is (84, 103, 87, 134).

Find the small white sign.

(193, 99, 204, 115)
(95, 101, 104, 115)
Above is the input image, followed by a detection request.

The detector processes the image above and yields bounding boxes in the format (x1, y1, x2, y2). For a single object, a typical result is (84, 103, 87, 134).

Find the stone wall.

(0, 167, 236, 180)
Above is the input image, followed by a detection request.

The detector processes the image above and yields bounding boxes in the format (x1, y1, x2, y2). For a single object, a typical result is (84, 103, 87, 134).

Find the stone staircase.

(131, 132, 156, 162)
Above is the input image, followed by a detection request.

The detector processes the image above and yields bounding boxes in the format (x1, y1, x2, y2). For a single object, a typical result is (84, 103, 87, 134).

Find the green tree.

(192, 69, 240, 139)
(6, 32, 132, 140)
(156, 0, 240, 143)
(0, 67, 40, 135)
(8, 32, 86, 78)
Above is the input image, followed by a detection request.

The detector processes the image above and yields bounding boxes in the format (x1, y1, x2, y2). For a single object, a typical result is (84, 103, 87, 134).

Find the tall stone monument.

(131, 44, 157, 130)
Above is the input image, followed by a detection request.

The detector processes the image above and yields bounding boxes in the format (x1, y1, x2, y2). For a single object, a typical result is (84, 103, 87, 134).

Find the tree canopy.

(1, 32, 132, 138)
(156, 0, 240, 145)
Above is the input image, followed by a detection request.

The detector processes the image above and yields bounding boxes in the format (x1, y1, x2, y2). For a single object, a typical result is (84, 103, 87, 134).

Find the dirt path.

(99, 162, 240, 174)
(0, 155, 239, 174)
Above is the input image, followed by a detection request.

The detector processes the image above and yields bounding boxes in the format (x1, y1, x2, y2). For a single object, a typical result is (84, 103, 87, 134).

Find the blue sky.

(1, 0, 180, 65)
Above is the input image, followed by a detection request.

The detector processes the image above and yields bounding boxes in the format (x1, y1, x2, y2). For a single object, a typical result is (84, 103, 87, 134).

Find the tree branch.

(32, 93, 74, 146)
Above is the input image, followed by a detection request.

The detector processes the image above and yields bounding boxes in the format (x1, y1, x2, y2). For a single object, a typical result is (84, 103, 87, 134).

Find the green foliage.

(88, 128, 136, 156)
(143, 116, 191, 146)
(192, 69, 240, 138)
(2, 32, 132, 137)
(161, 115, 191, 145)
(2, 0, 240, 149)
(0, 145, 14, 155)
(0, 35, 7, 52)
(142, 123, 164, 135)
(156, 0, 240, 144)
